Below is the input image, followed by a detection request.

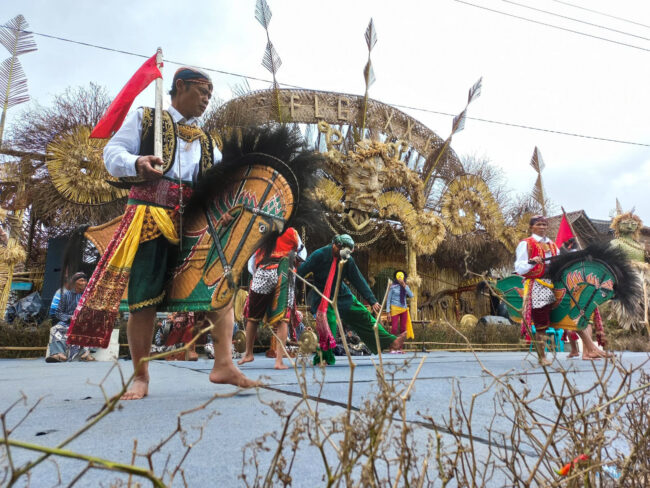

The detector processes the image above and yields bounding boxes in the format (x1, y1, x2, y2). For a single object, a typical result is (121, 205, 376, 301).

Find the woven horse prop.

(166, 162, 294, 311)
(66, 126, 322, 347)
(496, 243, 641, 331)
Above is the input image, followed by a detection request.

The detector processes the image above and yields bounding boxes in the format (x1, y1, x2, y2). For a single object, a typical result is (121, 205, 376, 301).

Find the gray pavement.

(1, 351, 649, 486)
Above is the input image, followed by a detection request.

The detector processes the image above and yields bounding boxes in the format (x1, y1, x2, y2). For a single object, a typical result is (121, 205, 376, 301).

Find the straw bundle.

(0, 243, 27, 266)
(46, 126, 127, 205)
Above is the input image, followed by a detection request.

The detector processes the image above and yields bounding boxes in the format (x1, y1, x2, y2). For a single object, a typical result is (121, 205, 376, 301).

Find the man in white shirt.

(515, 215, 559, 365)
(70, 67, 258, 399)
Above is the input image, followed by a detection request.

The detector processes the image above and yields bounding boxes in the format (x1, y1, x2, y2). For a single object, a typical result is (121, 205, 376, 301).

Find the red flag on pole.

(90, 53, 163, 138)
(555, 214, 575, 247)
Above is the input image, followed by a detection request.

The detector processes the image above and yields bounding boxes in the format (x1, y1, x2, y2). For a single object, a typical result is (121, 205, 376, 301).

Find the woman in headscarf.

(385, 270, 414, 351)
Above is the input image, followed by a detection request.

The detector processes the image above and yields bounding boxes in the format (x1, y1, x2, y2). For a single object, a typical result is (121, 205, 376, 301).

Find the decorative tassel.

(315, 310, 336, 351)
(315, 253, 339, 351)
(592, 307, 607, 348)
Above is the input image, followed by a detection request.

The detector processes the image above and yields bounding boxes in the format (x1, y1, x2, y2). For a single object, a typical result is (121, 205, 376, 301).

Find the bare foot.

(596, 349, 615, 358)
(209, 364, 261, 388)
(121, 377, 149, 400)
(581, 352, 602, 360)
(274, 362, 289, 370)
(237, 354, 255, 365)
(567, 352, 580, 358)
(539, 357, 553, 367)
(390, 332, 407, 351)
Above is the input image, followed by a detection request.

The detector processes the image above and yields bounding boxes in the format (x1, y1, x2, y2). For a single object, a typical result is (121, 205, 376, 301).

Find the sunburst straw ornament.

(46, 126, 127, 205)
(440, 174, 503, 236)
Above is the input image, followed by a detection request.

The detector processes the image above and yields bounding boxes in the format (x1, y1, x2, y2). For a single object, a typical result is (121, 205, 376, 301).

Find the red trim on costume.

(254, 227, 299, 269)
(523, 237, 558, 279)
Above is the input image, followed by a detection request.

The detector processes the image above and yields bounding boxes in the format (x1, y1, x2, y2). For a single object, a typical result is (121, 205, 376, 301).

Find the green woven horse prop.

(496, 243, 641, 332)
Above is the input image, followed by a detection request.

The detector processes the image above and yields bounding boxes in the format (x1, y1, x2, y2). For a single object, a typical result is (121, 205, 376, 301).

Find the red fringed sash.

(315, 256, 338, 351)
(67, 205, 138, 348)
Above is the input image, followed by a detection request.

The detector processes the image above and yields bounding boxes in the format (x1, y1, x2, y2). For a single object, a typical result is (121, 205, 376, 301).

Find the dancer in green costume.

(297, 234, 405, 365)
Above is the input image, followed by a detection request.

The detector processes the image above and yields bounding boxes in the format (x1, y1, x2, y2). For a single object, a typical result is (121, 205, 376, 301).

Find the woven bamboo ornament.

(498, 213, 532, 251)
(439, 174, 502, 236)
(611, 211, 643, 241)
(376, 191, 446, 255)
(46, 126, 127, 205)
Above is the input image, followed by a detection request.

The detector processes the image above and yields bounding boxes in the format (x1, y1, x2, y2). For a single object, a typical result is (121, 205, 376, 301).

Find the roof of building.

(546, 210, 649, 251)
(545, 210, 605, 246)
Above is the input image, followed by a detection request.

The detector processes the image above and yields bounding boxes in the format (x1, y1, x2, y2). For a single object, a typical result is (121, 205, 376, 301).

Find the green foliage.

(0, 319, 50, 358)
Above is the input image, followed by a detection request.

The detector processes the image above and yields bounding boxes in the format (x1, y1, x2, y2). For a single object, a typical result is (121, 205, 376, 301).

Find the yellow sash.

(390, 305, 414, 339)
(108, 205, 179, 269)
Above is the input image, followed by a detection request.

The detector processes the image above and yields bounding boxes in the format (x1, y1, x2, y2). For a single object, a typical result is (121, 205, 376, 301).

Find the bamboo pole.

(407, 242, 418, 320)
(153, 48, 164, 165)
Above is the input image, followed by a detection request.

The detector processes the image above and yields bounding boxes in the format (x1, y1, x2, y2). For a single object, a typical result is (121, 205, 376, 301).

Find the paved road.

(1, 351, 648, 486)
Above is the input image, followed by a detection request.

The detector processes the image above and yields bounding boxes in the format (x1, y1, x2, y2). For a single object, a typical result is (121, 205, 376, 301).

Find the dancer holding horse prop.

(238, 226, 307, 369)
(68, 52, 322, 398)
(502, 215, 640, 366)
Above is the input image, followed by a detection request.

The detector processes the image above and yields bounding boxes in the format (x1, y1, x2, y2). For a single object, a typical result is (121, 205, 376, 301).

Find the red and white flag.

(90, 53, 162, 138)
(555, 213, 575, 247)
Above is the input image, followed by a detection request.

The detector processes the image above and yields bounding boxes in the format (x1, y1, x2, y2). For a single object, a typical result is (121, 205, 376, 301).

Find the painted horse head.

(166, 125, 324, 311)
(545, 242, 642, 330)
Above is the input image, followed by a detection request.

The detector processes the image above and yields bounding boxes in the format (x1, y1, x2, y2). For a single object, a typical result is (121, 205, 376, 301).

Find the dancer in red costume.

(238, 227, 306, 369)
(516, 216, 611, 365)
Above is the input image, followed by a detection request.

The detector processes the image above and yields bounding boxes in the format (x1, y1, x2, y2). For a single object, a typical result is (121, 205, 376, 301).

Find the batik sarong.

(246, 258, 293, 327)
(68, 179, 183, 348)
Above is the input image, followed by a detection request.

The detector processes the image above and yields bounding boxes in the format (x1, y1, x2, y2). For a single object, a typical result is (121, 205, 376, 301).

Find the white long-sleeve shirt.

(103, 106, 221, 183)
(514, 234, 556, 276)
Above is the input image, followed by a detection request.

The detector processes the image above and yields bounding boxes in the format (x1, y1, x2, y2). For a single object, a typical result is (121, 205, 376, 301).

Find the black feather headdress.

(186, 124, 326, 254)
(547, 242, 642, 317)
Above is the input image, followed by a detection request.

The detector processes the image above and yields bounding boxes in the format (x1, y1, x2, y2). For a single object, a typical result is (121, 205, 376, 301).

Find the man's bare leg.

(274, 321, 289, 370)
(567, 337, 580, 358)
(533, 332, 552, 366)
(578, 326, 611, 359)
(122, 308, 156, 400)
(238, 319, 258, 365)
(208, 306, 260, 387)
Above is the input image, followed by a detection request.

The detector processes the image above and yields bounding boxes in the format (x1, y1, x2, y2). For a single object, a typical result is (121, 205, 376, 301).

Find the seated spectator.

(49, 276, 72, 319)
(150, 312, 198, 361)
(293, 310, 306, 341)
(46, 272, 93, 362)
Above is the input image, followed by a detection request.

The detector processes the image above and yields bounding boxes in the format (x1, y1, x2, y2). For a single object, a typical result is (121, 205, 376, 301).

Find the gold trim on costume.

(160, 111, 176, 174)
(129, 291, 166, 311)
(200, 133, 214, 175)
(177, 124, 204, 143)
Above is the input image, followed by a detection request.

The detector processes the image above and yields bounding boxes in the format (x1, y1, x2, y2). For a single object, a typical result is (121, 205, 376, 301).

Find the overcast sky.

(5, 0, 650, 222)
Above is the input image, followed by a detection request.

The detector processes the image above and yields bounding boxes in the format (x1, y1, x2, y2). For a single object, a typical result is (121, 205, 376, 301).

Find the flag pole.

(153, 47, 164, 169)
(561, 206, 583, 250)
